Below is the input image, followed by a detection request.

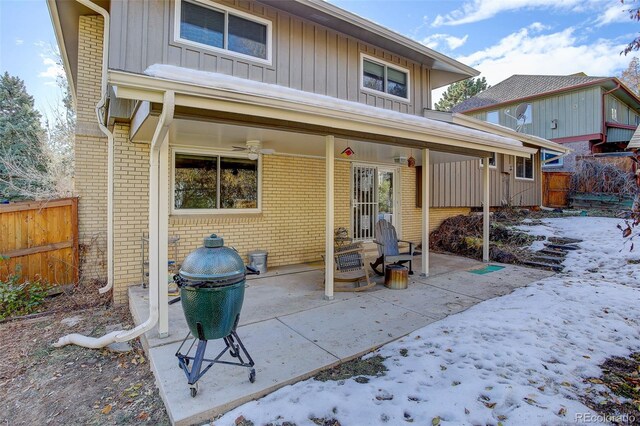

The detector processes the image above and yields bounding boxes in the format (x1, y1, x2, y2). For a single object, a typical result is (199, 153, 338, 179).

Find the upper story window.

(541, 149, 563, 168)
(176, 0, 272, 64)
(173, 150, 260, 214)
(480, 152, 497, 168)
(515, 155, 534, 180)
(610, 98, 619, 122)
(360, 54, 410, 101)
(486, 110, 499, 124)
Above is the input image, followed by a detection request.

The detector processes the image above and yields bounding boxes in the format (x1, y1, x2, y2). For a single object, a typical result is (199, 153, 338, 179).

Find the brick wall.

(112, 125, 150, 304)
(107, 148, 473, 302)
(75, 15, 107, 281)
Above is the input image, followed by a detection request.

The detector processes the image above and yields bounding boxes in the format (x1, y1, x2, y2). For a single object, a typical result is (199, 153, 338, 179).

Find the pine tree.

(434, 77, 489, 112)
(0, 72, 47, 200)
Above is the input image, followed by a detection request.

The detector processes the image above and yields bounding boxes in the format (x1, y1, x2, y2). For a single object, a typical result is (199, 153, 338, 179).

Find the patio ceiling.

(133, 114, 481, 166)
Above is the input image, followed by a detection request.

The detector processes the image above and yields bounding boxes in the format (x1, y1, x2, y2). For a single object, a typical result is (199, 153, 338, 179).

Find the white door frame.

(350, 163, 401, 241)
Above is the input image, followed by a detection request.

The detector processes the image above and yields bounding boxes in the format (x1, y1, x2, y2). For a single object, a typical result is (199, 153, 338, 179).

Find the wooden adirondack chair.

(370, 219, 415, 276)
(332, 242, 375, 292)
(322, 228, 376, 292)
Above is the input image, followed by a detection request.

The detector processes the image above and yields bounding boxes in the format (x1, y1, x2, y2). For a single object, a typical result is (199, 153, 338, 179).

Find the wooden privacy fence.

(0, 197, 78, 286)
(542, 172, 571, 208)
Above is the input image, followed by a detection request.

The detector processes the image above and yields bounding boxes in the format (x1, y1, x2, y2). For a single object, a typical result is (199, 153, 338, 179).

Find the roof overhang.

(459, 77, 640, 115)
(47, 0, 110, 108)
(450, 113, 571, 154)
(258, 0, 479, 89)
(109, 66, 535, 159)
(629, 126, 640, 150)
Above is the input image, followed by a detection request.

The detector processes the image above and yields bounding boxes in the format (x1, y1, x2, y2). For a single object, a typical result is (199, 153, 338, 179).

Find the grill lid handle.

(204, 233, 224, 248)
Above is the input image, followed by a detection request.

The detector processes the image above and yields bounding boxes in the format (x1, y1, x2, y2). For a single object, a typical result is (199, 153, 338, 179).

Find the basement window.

(176, 0, 271, 63)
(173, 151, 260, 213)
(515, 155, 534, 180)
(361, 54, 410, 101)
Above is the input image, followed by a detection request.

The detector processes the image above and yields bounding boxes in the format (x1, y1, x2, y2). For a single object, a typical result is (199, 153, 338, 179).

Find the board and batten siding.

(471, 87, 602, 140)
(109, 0, 431, 115)
(430, 152, 541, 208)
(605, 93, 640, 125)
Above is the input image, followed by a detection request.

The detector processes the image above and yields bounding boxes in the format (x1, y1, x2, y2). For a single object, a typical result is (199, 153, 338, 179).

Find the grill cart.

(173, 234, 259, 397)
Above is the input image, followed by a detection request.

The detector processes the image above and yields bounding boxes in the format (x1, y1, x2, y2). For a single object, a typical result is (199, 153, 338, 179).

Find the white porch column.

(324, 135, 335, 300)
(157, 137, 170, 338)
(482, 155, 490, 262)
(421, 148, 430, 277)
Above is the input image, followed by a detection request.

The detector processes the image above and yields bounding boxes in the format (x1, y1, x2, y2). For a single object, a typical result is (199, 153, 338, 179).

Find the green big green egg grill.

(173, 233, 259, 397)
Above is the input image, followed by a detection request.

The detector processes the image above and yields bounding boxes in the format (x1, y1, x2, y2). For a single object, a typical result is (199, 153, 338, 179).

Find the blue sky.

(1, 0, 638, 116)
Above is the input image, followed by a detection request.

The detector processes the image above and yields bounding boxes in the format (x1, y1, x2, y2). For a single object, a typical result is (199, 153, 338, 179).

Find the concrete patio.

(129, 253, 553, 425)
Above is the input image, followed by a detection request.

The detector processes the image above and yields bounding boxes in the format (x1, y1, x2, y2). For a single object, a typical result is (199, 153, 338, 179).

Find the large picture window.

(173, 151, 259, 213)
(176, 0, 271, 63)
(361, 54, 409, 101)
(515, 155, 534, 180)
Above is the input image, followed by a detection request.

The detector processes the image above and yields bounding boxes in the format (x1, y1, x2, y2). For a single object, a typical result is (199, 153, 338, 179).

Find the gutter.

(600, 83, 622, 147)
(73, 0, 114, 296)
(54, 91, 175, 348)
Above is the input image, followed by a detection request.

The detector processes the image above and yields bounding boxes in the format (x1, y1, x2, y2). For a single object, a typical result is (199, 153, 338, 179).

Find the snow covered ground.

(217, 217, 640, 425)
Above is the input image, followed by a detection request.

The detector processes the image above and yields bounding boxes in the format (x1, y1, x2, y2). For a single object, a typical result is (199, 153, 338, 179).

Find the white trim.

(173, 0, 273, 66)
(360, 53, 411, 103)
(514, 154, 535, 181)
(171, 146, 262, 215)
(479, 152, 497, 169)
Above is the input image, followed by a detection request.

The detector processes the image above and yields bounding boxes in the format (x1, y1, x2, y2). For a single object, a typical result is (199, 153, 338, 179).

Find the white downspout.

(54, 91, 175, 348)
(73, 0, 114, 295)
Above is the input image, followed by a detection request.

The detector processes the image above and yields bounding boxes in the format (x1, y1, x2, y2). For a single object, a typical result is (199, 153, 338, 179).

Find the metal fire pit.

(173, 233, 259, 397)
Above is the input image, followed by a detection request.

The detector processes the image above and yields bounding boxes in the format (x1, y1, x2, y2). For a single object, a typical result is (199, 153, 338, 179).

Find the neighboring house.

(454, 73, 640, 173)
(47, 0, 565, 337)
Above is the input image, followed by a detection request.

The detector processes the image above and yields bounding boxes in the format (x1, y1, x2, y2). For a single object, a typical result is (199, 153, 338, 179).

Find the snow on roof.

(144, 64, 524, 150)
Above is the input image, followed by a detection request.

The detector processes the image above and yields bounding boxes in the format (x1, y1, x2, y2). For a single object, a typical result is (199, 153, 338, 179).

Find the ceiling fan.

(232, 140, 275, 160)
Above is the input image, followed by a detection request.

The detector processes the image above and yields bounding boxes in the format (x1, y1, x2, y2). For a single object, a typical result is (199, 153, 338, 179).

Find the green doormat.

(468, 265, 505, 275)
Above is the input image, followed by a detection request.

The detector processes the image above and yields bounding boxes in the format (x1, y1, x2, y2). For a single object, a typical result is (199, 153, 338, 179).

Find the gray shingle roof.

(453, 74, 608, 113)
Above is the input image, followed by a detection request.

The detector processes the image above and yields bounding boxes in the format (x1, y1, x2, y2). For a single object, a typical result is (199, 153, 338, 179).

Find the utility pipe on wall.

(54, 91, 175, 348)
(74, 0, 114, 295)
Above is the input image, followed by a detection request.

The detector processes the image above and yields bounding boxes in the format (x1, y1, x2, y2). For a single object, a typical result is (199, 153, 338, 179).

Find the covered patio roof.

(110, 65, 537, 160)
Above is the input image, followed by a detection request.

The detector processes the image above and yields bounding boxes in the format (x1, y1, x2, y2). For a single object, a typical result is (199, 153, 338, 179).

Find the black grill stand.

(175, 320, 255, 397)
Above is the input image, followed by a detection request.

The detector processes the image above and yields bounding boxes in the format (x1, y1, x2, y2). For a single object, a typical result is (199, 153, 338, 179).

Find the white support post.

(324, 135, 335, 300)
(421, 148, 430, 277)
(483, 156, 490, 263)
(157, 137, 169, 338)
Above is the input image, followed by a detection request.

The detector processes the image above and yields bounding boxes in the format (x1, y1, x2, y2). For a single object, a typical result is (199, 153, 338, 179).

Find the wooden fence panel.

(0, 198, 78, 286)
(543, 172, 571, 208)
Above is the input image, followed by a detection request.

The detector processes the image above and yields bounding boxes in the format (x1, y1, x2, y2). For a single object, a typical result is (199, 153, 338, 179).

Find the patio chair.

(370, 219, 415, 276)
(331, 242, 375, 292)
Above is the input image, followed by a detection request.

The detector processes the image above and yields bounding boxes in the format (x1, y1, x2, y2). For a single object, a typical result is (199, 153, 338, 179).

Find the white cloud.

(459, 26, 629, 84)
(422, 33, 469, 51)
(432, 0, 585, 26)
(15, 39, 24, 46)
(432, 24, 630, 106)
(595, 2, 630, 26)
